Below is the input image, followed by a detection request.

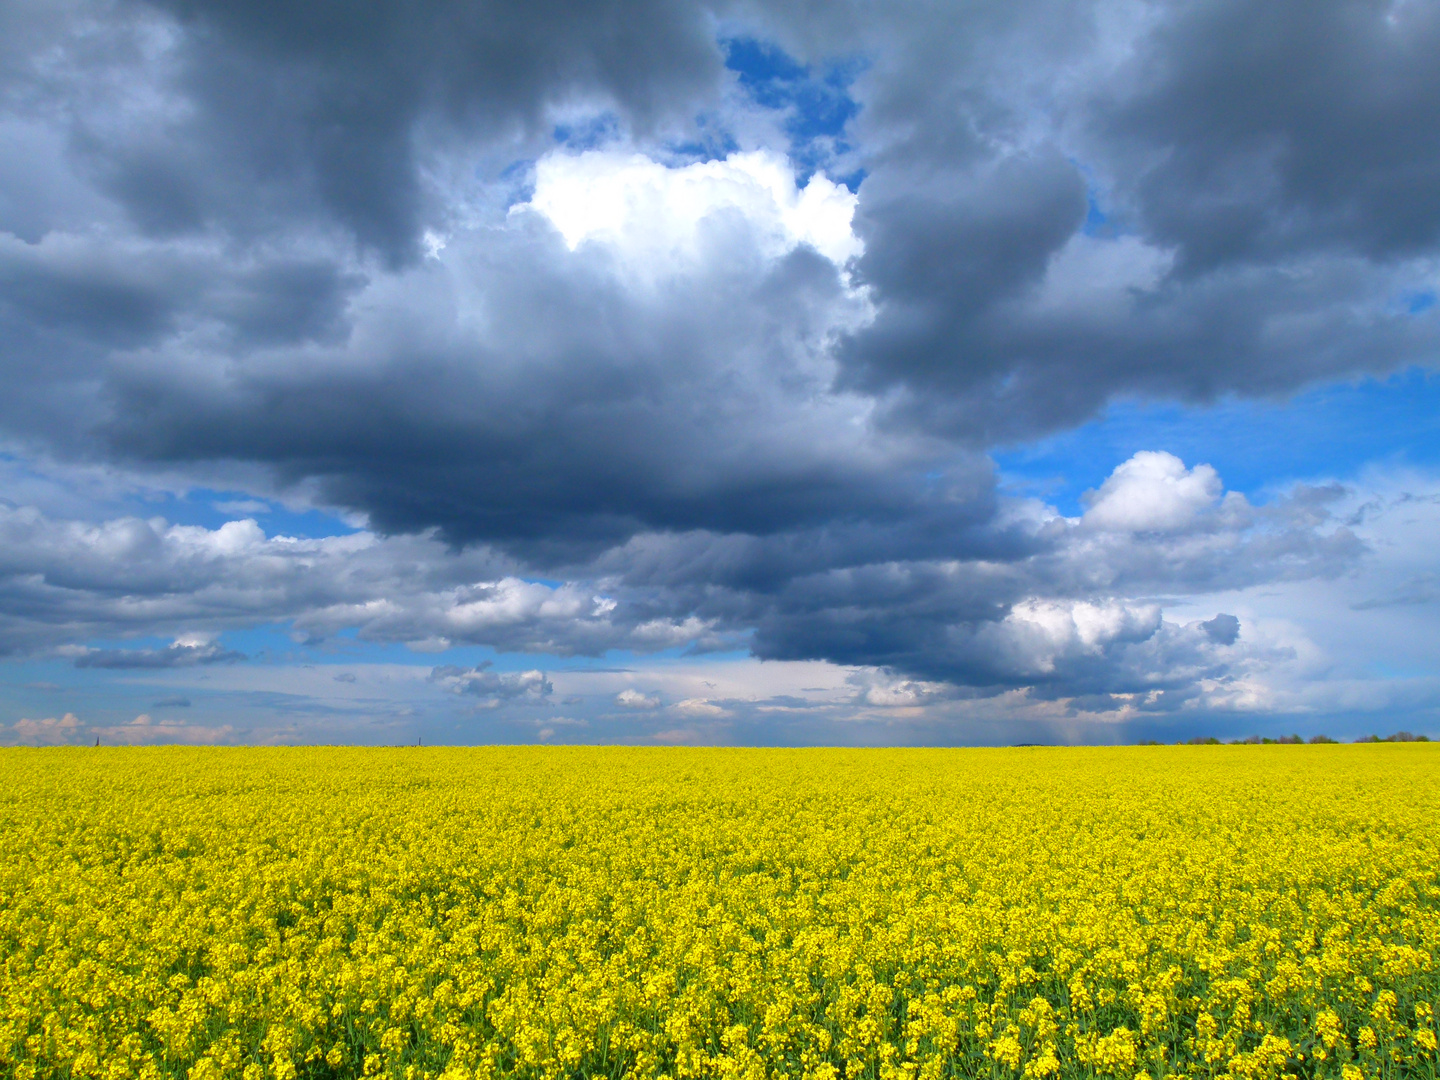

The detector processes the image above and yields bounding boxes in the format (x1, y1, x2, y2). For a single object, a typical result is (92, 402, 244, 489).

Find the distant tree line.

(1137, 731, 1432, 745)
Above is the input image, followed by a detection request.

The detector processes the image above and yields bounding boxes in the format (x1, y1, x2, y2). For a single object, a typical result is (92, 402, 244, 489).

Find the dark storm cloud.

(93, 226, 905, 556)
(823, 0, 1440, 440)
(0, 0, 1436, 702)
(738, 488, 1358, 690)
(590, 460, 1360, 693)
(0, 234, 188, 346)
(21, 0, 725, 263)
(1095, 0, 1440, 269)
(212, 260, 365, 347)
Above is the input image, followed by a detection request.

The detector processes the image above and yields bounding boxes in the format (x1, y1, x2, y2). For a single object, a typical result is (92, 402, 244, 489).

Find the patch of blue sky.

(487, 157, 539, 213)
(722, 36, 865, 188)
(996, 367, 1440, 516)
(552, 113, 621, 150)
(665, 114, 741, 166)
(144, 487, 360, 538)
(1082, 194, 1105, 236)
(497, 158, 530, 181)
(1083, 188, 1111, 236)
(205, 624, 311, 662)
(0, 648, 232, 726)
(1, 671, 152, 726)
(1069, 160, 1120, 239)
(1365, 659, 1440, 681)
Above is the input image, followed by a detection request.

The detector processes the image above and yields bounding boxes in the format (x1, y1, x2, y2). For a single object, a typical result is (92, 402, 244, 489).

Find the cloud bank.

(0, 451, 1365, 711)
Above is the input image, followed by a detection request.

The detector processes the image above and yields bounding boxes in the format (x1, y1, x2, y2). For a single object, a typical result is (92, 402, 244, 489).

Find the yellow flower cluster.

(1, 745, 1437, 1080)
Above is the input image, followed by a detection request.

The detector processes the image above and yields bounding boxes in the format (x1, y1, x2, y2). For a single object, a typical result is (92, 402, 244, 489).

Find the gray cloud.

(429, 663, 553, 707)
(826, 0, 1440, 440)
(1201, 614, 1240, 646)
(0, 452, 1365, 705)
(1092, 0, 1440, 269)
(3, 0, 1437, 510)
(72, 640, 244, 669)
(92, 226, 904, 556)
(5, 0, 723, 263)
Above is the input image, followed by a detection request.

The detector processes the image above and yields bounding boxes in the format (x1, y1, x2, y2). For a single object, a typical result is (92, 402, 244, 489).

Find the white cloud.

(4, 712, 82, 745)
(1081, 451, 1237, 533)
(0, 505, 716, 658)
(984, 599, 1164, 675)
(851, 673, 953, 709)
(524, 149, 864, 273)
(615, 688, 662, 710)
(1031, 234, 1175, 318)
(1154, 467, 1440, 730)
(70, 636, 243, 669)
(672, 697, 729, 717)
(1, 710, 234, 745)
(94, 714, 234, 745)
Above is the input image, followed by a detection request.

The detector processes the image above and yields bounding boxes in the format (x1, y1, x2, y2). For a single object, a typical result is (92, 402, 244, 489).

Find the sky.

(1, 0, 1438, 746)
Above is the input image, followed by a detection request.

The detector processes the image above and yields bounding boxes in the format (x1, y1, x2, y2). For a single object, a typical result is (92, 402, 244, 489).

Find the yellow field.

(1, 747, 1437, 1080)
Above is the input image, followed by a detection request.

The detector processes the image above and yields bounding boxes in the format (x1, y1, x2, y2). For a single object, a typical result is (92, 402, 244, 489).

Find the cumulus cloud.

(2, 0, 1434, 552)
(739, 451, 1361, 691)
(428, 663, 553, 708)
(0, 504, 714, 657)
(615, 689, 662, 710)
(1080, 452, 1234, 534)
(827, 0, 1440, 441)
(3, 712, 82, 745)
(672, 697, 729, 717)
(977, 600, 1164, 678)
(847, 671, 954, 710)
(525, 149, 863, 271)
(1, 709, 230, 745)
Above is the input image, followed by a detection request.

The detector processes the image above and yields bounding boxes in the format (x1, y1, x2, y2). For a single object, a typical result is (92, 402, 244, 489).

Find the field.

(1, 747, 1437, 1080)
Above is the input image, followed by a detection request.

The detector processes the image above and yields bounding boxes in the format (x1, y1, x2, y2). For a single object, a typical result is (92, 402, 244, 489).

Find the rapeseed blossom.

(0, 746, 1436, 1079)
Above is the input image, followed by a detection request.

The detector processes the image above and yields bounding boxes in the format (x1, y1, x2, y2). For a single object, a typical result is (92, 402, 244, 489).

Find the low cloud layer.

(0, 452, 1367, 709)
(71, 637, 244, 669)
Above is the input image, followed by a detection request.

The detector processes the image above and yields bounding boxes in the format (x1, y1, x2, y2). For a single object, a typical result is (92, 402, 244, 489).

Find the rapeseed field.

(0, 746, 1436, 1080)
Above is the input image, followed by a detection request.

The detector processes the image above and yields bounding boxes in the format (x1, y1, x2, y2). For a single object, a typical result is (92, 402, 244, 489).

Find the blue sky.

(1, 3, 1438, 745)
(996, 368, 1440, 516)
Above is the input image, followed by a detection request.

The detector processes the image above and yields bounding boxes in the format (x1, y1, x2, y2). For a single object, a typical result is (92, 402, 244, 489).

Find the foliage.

(1, 746, 1437, 1080)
